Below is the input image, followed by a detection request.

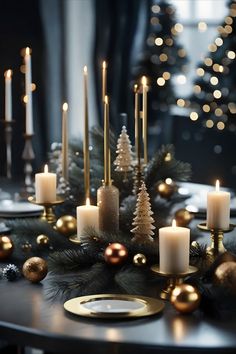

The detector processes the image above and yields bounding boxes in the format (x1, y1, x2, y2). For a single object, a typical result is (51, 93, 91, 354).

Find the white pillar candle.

(35, 164, 57, 203)
(159, 220, 190, 274)
(207, 180, 230, 230)
(5, 70, 12, 121)
(77, 198, 99, 241)
(25, 47, 33, 135)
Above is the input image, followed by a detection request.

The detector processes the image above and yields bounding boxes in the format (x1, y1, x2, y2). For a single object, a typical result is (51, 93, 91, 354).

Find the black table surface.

(0, 279, 236, 354)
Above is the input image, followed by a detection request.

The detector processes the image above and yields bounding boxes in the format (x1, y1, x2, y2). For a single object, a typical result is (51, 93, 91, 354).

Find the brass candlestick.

(151, 265, 198, 300)
(197, 222, 235, 257)
(1, 120, 15, 179)
(28, 196, 64, 224)
(22, 134, 35, 196)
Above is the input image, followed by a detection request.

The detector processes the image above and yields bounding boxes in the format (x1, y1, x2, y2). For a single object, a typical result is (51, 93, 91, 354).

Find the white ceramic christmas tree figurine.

(114, 126, 133, 176)
(131, 182, 156, 244)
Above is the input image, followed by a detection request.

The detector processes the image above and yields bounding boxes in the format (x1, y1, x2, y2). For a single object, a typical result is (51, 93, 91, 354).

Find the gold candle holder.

(151, 265, 198, 300)
(197, 222, 235, 257)
(28, 196, 64, 224)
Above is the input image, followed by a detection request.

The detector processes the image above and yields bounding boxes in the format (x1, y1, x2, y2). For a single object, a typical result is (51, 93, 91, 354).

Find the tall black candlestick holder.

(21, 134, 35, 197)
(151, 265, 198, 300)
(1, 120, 15, 179)
(197, 222, 235, 257)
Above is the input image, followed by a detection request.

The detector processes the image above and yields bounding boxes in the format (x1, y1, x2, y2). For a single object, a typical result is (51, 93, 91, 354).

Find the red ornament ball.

(104, 243, 128, 265)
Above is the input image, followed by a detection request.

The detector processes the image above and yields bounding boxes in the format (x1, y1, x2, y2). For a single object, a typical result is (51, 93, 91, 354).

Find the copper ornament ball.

(22, 257, 48, 283)
(157, 181, 175, 198)
(174, 209, 194, 227)
(104, 243, 128, 265)
(215, 261, 236, 293)
(36, 234, 49, 245)
(56, 215, 77, 237)
(133, 253, 147, 266)
(0, 235, 14, 260)
(170, 284, 201, 314)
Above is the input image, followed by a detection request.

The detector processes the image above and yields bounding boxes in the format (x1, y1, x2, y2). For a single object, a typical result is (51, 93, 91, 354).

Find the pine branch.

(115, 265, 149, 295)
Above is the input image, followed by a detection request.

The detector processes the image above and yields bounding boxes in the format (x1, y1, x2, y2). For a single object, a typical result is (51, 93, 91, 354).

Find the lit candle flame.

(5, 69, 12, 78)
(83, 65, 87, 74)
(25, 47, 30, 56)
(62, 102, 68, 112)
(103, 61, 107, 69)
(142, 75, 147, 86)
(134, 84, 138, 92)
(86, 197, 90, 206)
(44, 164, 48, 173)
(172, 219, 177, 228)
(216, 179, 220, 192)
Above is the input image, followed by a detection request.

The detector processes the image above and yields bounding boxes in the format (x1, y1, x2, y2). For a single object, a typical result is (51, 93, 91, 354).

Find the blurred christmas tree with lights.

(132, 0, 188, 144)
(190, 0, 236, 134)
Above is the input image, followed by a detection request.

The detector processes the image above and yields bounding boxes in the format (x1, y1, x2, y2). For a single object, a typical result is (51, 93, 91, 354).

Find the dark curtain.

(93, 0, 149, 141)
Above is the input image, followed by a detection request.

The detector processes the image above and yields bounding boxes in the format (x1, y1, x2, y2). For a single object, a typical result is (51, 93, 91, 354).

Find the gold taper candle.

(104, 95, 110, 185)
(142, 76, 148, 164)
(83, 66, 90, 200)
(134, 84, 141, 164)
(62, 102, 68, 181)
(102, 61, 107, 102)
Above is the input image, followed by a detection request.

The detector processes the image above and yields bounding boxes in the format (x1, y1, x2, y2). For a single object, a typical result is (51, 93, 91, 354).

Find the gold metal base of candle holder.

(28, 196, 64, 224)
(151, 265, 198, 301)
(69, 234, 81, 244)
(197, 222, 235, 258)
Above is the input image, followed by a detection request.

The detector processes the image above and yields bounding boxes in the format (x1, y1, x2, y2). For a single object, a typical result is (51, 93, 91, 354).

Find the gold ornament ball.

(133, 253, 147, 266)
(157, 181, 175, 198)
(170, 284, 201, 314)
(0, 235, 14, 260)
(104, 243, 128, 265)
(22, 257, 48, 283)
(56, 215, 77, 237)
(36, 234, 49, 245)
(215, 261, 236, 293)
(175, 209, 194, 227)
(21, 242, 32, 253)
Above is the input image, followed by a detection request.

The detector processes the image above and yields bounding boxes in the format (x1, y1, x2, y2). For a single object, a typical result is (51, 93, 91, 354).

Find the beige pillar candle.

(5, 69, 12, 121)
(25, 47, 33, 135)
(207, 180, 230, 230)
(77, 198, 99, 241)
(62, 102, 68, 181)
(35, 164, 57, 203)
(97, 182, 119, 233)
(142, 76, 148, 165)
(159, 220, 190, 274)
(102, 61, 107, 102)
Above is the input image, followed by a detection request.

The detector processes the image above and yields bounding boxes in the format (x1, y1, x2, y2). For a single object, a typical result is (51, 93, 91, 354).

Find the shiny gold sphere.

(0, 235, 14, 260)
(133, 253, 147, 266)
(157, 181, 175, 198)
(175, 209, 194, 227)
(22, 257, 48, 283)
(56, 215, 77, 237)
(215, 261, 236, 293)
(36, 234, 49, 245)
(170, 284, 201, 314)
(104, 243, 128, 265)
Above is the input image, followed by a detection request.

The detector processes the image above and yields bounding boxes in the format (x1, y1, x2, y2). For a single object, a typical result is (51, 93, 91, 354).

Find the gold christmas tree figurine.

(114, 126, 133, 180)
(131, 182, 156, 244)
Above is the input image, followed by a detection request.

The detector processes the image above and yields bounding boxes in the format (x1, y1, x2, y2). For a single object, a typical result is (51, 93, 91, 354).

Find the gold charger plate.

(64, 294, 165, 319)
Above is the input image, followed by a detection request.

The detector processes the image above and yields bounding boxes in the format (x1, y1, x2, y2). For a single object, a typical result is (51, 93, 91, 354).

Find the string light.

(157, 77, 166, 86)
(215, 108, 223, 116)
(227, 50, 236, 59)
(178, 49, 186, 57)
(208, 43, 217, 52)
(203, 104, 210, 112)
(31, 83, 36, 91)
(151, 4, 160, 13)
(151, 17, 159, 26)
(165, 38, 173, 46)
(213, 90, 222, 99)
(194, 85, 201, 94)
(196, 68, 205, 76)
(210, 76, 219, 85)
(163, 72, 171, 80)
(206, 119, 214, 128)
(198, 22, 207, 32)
(177, 98, 185, 107)
(225, 16, 233, 25)
(174, 23, 184, 33)
(228, 102, 236, 114)
(215, 38, 223, 46)
(225, 25, 232, 33)
(190, 112, 198, 121)
(176, 75, 186, 84)
(205, 58, 213, 66)
(217, 121, 225, 130)
(155, 37, 163, 46)
(159, 53, 168, 62)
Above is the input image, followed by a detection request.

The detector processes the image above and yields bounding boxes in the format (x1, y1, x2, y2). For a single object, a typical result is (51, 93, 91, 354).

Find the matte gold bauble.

(0, 235, 14, 260)
(36, 234, 49, 245)
(175, 209, 194, 227)
(56, 215, 77, 237)
(157, 181, 175, 198)
(133, 253, 147, 266)
(22, 257, 48, 283)
(104, 243, 128, 265)
(215, 261, 236, 293)
(170, 284, 201, 314)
